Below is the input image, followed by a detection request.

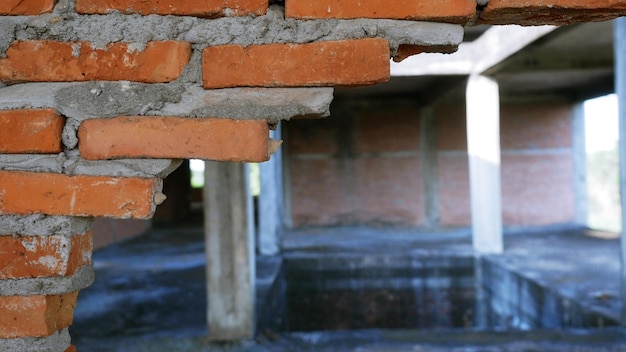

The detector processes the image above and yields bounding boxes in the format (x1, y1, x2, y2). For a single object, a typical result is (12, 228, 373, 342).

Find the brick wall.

(288, 100, 576, 228)
(0, 0, 622, 348)
(288, 101, 425, 226)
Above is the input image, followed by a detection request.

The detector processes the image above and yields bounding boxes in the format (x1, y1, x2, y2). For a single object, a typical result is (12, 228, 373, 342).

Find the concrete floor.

(71, 223, 626, 351)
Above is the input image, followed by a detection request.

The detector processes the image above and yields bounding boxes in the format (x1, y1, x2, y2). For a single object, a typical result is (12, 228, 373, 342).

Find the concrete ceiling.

(336, 20, 616, 104)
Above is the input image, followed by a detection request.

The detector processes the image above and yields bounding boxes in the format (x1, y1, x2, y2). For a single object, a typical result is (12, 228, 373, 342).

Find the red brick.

(0, 232, 91, 280)
(0, 171, 161, 219)
(78, 117, 271, 162)
(202, 39, 390, 88)
(285, 0, 475, 23)
(0, 109, 64, 154)
(75, 0, 267, 17)
(65, 346, 77, 352)
(0, 292, 78, 338)
(480, 0, 626, 25)
(0, 41, 191, 84)
(0, 0, 56, 15)
(437, 154, 471, 226)
(393, 44, 458, 63)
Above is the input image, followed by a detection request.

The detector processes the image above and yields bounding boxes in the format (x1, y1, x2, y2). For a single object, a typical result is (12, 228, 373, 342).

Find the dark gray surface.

(72, 223, 626, 351)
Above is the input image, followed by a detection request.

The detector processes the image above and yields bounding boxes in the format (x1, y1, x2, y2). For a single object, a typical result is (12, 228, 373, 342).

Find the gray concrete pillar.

(259, 124, 284, 255)
(204, 161, 255, 340)
(614, 17, 626, 325)
(572, 102, 588, 226)
(420, 106, 440, 228)
(466, 75, 503, 254)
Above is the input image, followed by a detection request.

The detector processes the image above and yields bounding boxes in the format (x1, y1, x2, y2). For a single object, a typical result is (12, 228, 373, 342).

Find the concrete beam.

(391, 25, 556, 77)
(204, 161, 255, 340)
(466, 75, 503, 254)
(259, 124, 284, 255)
(614, 17, 626, 325)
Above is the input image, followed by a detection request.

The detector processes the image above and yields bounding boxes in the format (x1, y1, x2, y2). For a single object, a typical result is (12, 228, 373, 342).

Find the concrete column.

(259, 124, 284, 255)
(204, 161, 255, 340)
(420, 106, 440, 228)
(614, 17, 626, 325)
(281, 124, 294, 229)
(466, 75, 503, 254)
(572, 103, 588, 226)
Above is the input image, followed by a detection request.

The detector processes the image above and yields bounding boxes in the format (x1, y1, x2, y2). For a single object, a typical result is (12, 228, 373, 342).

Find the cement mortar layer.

(0, 153, 182, 178)
(0, 329, 71, 352)
(0, 265, 94, 296)
(0, 214, 92, 236)
(1, 6, 463, 55)
(0, 81, 333, 148)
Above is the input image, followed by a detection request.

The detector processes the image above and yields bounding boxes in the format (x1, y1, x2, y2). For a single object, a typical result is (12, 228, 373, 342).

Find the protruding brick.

(285, 0, 475, 23)
(0, 232, 92, 280)
(480, 0, 626, 25)
(0, 109, 64, 154)
(0, 292, 78, 338)
(202, 39, 390, 88)
(0, 41, 191, 84)
(78, 116, 272, 162)
(393, 44, 458, 62)
(0, 171, 162, 219)
(0, 0, 56, 15)
(75, 0, 267, 17)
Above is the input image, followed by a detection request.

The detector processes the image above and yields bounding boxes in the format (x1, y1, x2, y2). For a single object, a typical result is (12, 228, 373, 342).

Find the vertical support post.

(281, 124, 294, 229)
(466, 75, 503, 254)
(259, 123, 284, 255)
(572, 103, 588, 226)
(420, 106, 440, 228)
(204, 161, 255, 340)
(614, 17, 626, 325)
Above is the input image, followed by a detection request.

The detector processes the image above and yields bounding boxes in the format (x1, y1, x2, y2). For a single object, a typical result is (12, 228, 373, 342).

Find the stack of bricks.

(0, 0, 624, 350)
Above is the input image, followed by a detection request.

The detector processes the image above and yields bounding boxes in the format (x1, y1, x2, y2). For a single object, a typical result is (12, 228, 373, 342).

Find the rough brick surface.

(285, 0, 475, 23)
(0, 171, 161, 219)
(480, 0, 626, 25)
(78, 117, 271, 162)
(0, 109, 64, 154)
(0, 41, 191, 84)
(0, 0, 56, 15)
(0, 292, 78, 338)
(203, 39, 390, 88)
(75, 0, 267, 17)
(0, 232, 92, 280)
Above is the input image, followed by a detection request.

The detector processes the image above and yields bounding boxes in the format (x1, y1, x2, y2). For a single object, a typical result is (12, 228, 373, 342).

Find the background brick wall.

(288, 99, 575, 229)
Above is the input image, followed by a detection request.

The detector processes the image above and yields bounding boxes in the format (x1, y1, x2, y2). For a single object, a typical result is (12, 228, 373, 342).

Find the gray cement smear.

(0, 329, 71, 352)
(2, 6, 463, 54)
(0, 265, 94, 296)
(0, 153, 181, 178)
(161, 86, 333, 120)
(0, 214, 92, 236)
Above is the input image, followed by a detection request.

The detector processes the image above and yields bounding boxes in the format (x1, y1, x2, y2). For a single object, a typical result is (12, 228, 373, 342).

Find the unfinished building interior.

(2, 0, 626, 351)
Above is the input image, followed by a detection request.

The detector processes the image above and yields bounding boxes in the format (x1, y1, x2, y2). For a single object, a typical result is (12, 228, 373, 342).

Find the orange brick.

(202, 39, 390, 88)
(0, 232, 92, 280)
(78, 116, 272, 162)
(0, 0, 56, 15)
(0, 109, 64, 154)
(65, 346, 77, 352)
(0, 171, 161, 219)
(0, 292, 78, 338)
(285, 0, 475, 23)
(75, 0, 267, 17)
(480, 0, 626, 25)
(393, 44, 458, 62)
(0, 41, 191, 84)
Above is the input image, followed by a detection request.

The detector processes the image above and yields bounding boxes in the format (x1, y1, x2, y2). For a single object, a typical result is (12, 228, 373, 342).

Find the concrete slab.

(72, 223, 626, 351)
